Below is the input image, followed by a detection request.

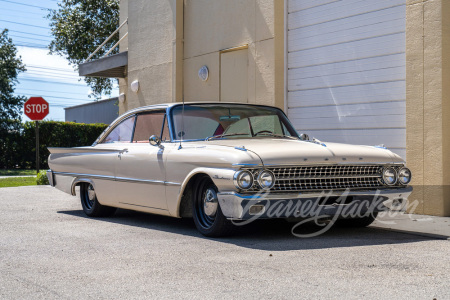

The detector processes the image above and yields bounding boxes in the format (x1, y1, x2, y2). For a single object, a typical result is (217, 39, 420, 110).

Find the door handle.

(118, 148, 128, 159)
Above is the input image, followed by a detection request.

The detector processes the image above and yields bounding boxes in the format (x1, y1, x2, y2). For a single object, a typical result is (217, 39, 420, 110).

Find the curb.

(370, 225, 450, 241)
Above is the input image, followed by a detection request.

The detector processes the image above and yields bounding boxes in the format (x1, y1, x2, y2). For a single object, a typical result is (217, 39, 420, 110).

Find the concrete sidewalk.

(371, 212, 450, 240)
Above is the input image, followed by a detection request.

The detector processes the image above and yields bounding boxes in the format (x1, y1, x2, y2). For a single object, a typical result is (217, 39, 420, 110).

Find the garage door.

(287, 0, 406, 158)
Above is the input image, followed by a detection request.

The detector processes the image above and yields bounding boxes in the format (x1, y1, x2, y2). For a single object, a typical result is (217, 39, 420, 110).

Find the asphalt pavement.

(0, 186, 449, 299)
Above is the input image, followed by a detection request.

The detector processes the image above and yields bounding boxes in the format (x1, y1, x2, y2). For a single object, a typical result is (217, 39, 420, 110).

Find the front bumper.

(217, 187, 413, 220)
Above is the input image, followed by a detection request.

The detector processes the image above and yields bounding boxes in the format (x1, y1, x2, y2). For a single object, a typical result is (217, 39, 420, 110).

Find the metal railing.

(84, 18, 128, 63)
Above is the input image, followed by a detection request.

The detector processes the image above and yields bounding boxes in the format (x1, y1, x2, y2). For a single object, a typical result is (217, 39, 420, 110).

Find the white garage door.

(287, 0, 406, 158)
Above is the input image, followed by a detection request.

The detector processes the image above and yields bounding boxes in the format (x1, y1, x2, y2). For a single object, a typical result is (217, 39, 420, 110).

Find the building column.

(406, 0, 450, 216)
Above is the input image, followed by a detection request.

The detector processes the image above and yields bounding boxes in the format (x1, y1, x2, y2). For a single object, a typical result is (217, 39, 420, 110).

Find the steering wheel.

(254, 130, 273, 136)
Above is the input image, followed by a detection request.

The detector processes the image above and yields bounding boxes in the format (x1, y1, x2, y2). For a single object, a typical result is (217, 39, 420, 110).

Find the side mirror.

(149, 135, 163, 148)
(299, 133, 309, 141)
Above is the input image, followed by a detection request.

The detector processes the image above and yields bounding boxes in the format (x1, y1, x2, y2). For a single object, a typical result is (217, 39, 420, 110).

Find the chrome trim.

(398, 167, 412, 185)
(46, 170, 54, 187)
(256, 170, 275, 190)
(56, 172, 115, 181)
(233, 170, 254, 190)
(119, 202, 168, 211)
(115, 176, 165, 185)
(219, 186, 413, 201)
(244, 165, 391, 192)
(276, 175, 381, 180)
(261, 162, 405, 167)
(382, 167, 398, 186)
(165, 181, 182, 186)
(54, 172, 181, 186)
(71, 178, 95, 196)
(234, 146, 247, 151)
(217, 186, 413, 219)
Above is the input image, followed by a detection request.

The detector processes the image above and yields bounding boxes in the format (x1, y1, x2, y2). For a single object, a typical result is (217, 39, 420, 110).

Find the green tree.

(0, 29, 26, 131)
(47, 0, 120, 98)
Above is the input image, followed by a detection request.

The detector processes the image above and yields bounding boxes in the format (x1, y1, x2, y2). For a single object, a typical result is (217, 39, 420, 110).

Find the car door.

(113, 110, 171, 212)
(92, 115, 136, 207)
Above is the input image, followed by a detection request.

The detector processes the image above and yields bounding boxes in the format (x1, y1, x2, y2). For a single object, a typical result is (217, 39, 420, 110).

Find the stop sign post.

(24, 97, 49, 174)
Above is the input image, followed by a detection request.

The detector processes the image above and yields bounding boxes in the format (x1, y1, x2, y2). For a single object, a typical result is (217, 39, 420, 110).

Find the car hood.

(200, 138, 404, 165)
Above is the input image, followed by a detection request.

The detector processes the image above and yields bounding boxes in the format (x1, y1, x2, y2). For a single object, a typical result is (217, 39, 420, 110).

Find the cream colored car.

(47, 103, 412, 236)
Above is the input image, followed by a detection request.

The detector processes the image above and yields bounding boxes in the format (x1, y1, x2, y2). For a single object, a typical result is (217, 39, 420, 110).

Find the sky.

(0, 0, 119, 121)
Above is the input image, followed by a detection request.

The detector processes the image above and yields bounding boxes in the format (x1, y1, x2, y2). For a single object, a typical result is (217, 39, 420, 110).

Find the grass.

(0, 177, 37, 188)
(0, 169, 37, 176)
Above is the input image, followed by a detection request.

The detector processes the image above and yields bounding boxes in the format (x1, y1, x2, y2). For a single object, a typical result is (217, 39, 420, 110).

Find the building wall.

(65, 98, 119, 124)
(118, 0, 180, 114)
(406, 0, 450, 216)
(183, 0, 284, 109)
(119, 0, 284, 113)
(118, 0, 128, 113)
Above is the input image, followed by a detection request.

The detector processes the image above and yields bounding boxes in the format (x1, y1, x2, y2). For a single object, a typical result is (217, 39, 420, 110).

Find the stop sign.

(24, 97, 49, 121)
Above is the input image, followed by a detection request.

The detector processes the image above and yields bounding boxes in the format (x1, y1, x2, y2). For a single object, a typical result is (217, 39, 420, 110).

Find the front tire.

(335, 212, 378, 228)
(192, 176, 235, 237)
(80, 183, 116, 217)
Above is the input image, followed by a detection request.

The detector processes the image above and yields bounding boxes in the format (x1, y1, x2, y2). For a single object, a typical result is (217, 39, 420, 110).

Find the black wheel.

(192, 176, 235, 237)
(80, 183, 116, 217)
(334, 212, 378, 228)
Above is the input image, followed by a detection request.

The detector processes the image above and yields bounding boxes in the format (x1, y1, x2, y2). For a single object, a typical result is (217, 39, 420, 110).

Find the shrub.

(36, 170, 49, 185)
(0, 121, 108, 169)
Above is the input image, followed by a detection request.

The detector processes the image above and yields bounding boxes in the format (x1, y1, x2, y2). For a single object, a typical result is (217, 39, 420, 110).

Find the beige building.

(79, 0, 450, 217)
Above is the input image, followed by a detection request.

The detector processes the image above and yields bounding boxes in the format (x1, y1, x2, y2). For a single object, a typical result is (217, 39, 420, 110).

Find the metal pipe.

(84, 18, 128, 62)
(103, 32, 128, 57)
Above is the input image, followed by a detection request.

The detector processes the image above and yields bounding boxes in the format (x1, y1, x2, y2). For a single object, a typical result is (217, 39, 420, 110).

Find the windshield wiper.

(253, 132, 299, 140)
(205, 133, 249, 141)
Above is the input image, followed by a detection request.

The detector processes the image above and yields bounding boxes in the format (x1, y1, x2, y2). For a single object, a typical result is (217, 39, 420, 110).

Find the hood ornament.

(299, 133, 309, 141)
(312, 138, 327, 147)
(299, 133, 326, 147)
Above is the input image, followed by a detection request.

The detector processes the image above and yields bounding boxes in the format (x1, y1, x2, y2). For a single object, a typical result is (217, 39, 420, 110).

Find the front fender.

(167, 167, 237, 218)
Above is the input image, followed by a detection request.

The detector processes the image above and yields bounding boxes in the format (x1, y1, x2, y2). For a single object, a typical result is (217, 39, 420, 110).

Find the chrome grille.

(248, 165, 385, 192)
(271, 165, 382, 179)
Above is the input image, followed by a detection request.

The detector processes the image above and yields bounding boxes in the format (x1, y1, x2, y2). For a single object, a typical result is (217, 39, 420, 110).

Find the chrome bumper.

(217, 187, 413, 220)
(46, 170, 55, 187)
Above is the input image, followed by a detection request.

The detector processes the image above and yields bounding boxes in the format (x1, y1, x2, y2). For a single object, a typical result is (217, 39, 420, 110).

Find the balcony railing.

(78, 18, 128, 78)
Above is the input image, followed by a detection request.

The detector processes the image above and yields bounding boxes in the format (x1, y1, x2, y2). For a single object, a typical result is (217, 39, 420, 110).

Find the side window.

(102, 116, 135, 143)
(133, 112, 165, 143)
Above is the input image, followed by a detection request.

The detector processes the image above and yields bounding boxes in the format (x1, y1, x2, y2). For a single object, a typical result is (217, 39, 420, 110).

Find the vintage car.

(47, 103, 412, 237)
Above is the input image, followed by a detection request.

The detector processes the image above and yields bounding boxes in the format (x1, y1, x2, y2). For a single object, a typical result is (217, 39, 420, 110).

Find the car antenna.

(179, 97, 184, 150)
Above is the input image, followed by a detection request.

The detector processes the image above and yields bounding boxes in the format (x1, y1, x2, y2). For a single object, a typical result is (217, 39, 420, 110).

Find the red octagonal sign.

(24, 97, 49, 121)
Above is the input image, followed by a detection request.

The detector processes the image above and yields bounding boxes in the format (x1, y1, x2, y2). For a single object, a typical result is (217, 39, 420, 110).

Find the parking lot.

(0, 186, 449, 299)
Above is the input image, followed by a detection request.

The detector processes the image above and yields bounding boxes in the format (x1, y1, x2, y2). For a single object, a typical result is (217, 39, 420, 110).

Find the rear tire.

(335, 212, 378, 228)
(80, 183, 116, 217)
(192, 176, 236, 237)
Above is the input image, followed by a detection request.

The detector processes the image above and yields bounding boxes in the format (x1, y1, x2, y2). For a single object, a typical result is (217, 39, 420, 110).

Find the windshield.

(171, 104, 299, 141)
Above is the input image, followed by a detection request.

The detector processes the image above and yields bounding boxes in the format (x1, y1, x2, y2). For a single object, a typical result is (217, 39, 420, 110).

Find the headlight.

(234, 170, 253, 190)
(257, 170, 275, 190)
(382, 167, 397, 185)
(398, 167, 411, 185)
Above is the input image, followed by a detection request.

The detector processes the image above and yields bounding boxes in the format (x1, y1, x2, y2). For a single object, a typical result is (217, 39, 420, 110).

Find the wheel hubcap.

(88, 185, 96, 201)
(83, 184, 95, 210)
(203, 188, 218, 217)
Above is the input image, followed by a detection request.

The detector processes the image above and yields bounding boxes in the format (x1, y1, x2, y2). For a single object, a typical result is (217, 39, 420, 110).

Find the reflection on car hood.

(201, 138, 403, 165)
